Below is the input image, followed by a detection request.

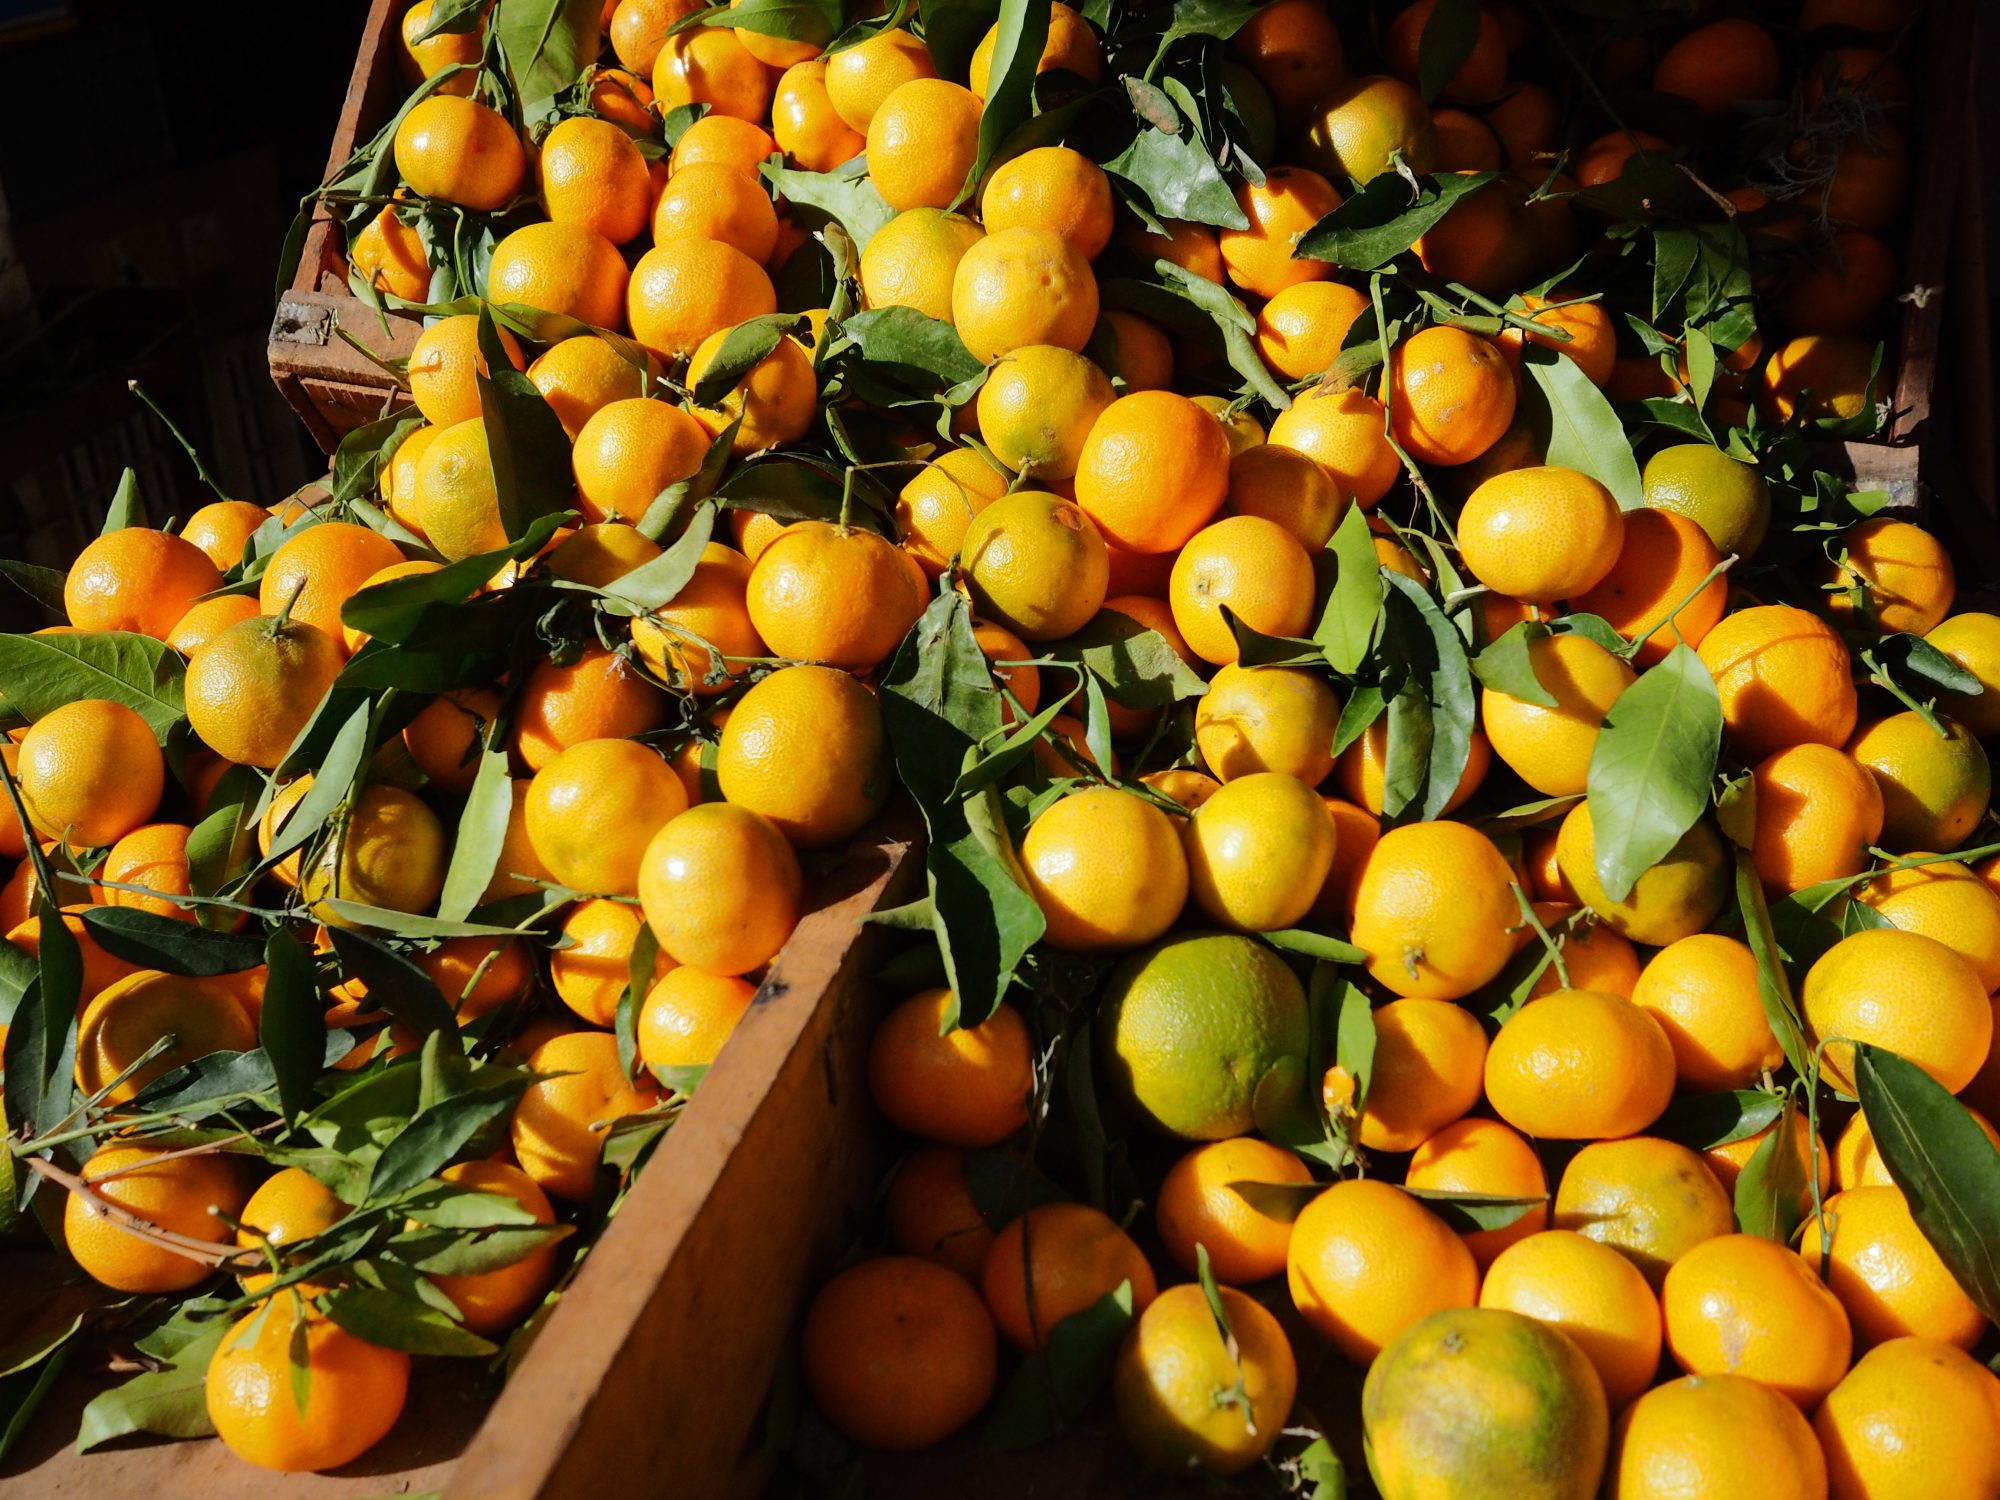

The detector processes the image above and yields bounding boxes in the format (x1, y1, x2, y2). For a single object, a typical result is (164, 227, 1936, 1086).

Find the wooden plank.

(444, 809, 922, 1499)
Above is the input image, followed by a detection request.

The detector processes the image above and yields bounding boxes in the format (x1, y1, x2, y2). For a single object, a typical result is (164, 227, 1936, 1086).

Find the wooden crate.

(267, 0, 418, 455)
(0, 812, 922, 1499)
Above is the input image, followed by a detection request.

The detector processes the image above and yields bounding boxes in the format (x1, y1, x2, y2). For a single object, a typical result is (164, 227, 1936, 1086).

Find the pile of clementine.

(1, 0, 1993, 1491)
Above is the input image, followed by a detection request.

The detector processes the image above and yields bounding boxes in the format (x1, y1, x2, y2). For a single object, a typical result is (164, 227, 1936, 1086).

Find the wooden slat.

(443, 811, 922, 1499)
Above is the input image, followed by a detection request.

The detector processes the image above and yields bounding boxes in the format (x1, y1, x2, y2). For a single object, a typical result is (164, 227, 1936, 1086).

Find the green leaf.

(369, 1083, 530, 1201)
(1381, 572, 1476, 822)
(0, 630, 186, 743)
(262, 701, 373, 868)
(320, 1286, 498, 1357)
(438, 746, 512, 923)
(690, 313, 805, 407)
(1854, 1044, 2000, 1325)
(1650, 1088, 1787, 1152)
(1316, 507, 1385, 674)
(102, 468, 148, 533)
(1471, 620, 1556, 706)
(412, 0, 488, 38)
(980, 1281, 1134, 1449)
(476, 304, 573, 541)
(261, 927, 322, 1124)
(400, 1181, 540, 1228)
(0, 1324, 77, 1464)
(1416, 0, 1482, 102)
(0, 560, 69, 617)
(1045, 614, 1206, 708)
(1262, 928, 1368, 963)
(78, 907, 265, 975)
(341, 512, 568, 644)
(1735, 850, 1814, 1081)
(388, 1221, 571, 1276)
(1584, 644, 1720, 901)
(1733, 1097, 1806, 1242)
(495, 0, 601, 105)
(601, 499, 719, 613)
(762, 158, 895, 252)
(1518, 346, 1644, 508)
(1150, 263, 1291, 408)
(1295, 170, 1496, 271)
(1332, 971, 1377, 1107)
(1104, 117, 1249, 231)
(328, 409, 426, 508)
(837, 306, 984, 388)
(921, 0, 1002, 78)
(1405, 1188, 1549, 1233)
(325, 928, 461, 1048)
(705, 0, 837, 45)
(963, 0, 1052, 203)
(76, 1317, 227, 1451)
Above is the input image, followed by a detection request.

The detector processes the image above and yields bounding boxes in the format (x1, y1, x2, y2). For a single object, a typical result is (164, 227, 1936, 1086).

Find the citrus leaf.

(1735, 849, 1814, 1081)
(261, 927, 321, 1125)
(368, 1082, 531, 1201)
(77, 908, 265, 975)
(325, 928, 461, 1050)
(690, 313, 806, 407)
(1315, 506, 1385, 674)
(963, 0, 1051, 205)
(387, 1222, 572, 1277)
(1380, 572, 1476, 823)
(1733, 1097, 1806, 1243)
(703, 0, 837, 44)
(1103, 119, 1249, 231)
(1854, 1043, 2000, 1325)
(1471, 620, 1556, 706)
(1044, 615, 1206, 708)
(0, 561, 68, 617)
(1416, 0, 1481, 102)
(1296, 170, 1495, 270)
(1262, 929, 1368, 964)
(0, 631, 185, 743)
(495, 0, 600, 105)
(437, 746, 512, 923)
(920, 0, 1001, 77)
(1584, 644, 1720, 901)
(980, 1281, 1133, 1449)
(320, 1287, 497, 1357)
(262, 700, 373, 868)
(102, 468, 148, 533)
(837, 306, 984, 388)
(476, 304, 573, 541)
(328, 409, 425, 508)
(341, 512, 568, 643)
(762, 157, 895, 252)
(1518, 346, 1644, 508)
(1649, 1088, 1786, 1151)
(75, 1319, 226, 1451)
(1405, 1187, 1549, 1233)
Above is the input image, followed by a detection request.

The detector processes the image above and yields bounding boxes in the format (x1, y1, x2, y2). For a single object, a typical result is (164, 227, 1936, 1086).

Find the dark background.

(0, 0, 370, 575)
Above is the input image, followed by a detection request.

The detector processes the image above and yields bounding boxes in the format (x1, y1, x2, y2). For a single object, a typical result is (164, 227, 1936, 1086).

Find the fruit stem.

(128, 381, 233, 502)
(1510, 882, 1571, 989)
(1617, 552, 1738, 662)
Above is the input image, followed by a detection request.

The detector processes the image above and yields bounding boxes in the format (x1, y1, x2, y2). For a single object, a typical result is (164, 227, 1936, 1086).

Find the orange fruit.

(1415, 176, 1546, 297)
(399, 0, 481, 89)
(637, 965, 756, 1070)
(1266, 384, 1402, 508)
(626, 238, 776, 360)
(1642, 443, 1773, 559)
(802, 1256, 997, 1450)
(1458, 466, 1623, 603)
(1021, 786, 1188, 952)
(1781, 229, 1901, 336)
(381, 423, 440, 536)
(1406, 1116, 1550, 1267)
(539, 115, 650, 244)
(1228, 0, 1345, 127)
(950, 226, 1099, 364)
(393, 94, 525, 210)
(587, 64, 658, 128)
(1113, 1283, 1297, 1477)
(686, 326, 815, 454)
(1254, 281, 1368, 383)
(1848, 711, 1991, 853)
(180, 500, 271, 571)
(551, 896, 675, 1027)
(968, 0, 1101, 97)
(1097, 310, 1174, 390)
(1553, 1136, 1733, 1288)
(1760, 333, 1879, 423)
(1194, 661, 1340, 785)
(512, 645, 668, 771)
(206, 1297, 409, 1473)
(977, 344, 1115, 482)
(572, 396, 712, 524)
(1662, 1233, 1850, 1406)
(1487, 81, 1559, 172)
(1572, 509, 1726, 665)
(1183, 772, 1337, 932)
(63, 527, 223, 639)
(418, 936, 533, 1021)
(1815, 1337, 2000, 1500)
(402, 685, 503, 795)
(1384, 0, 1505, 102)
(511, 1030, 662, 1201)
(1698, 603, 1858, 762)
(651, 26, 773, 122)
(1495, 292, 1617, 388)
(885, 1145, 994, 1281)
(486, 220, 627, 329)
(896, 446, 1009, 576)
(64, 1141, 246, 1294)
(1609, 1374, 1828, 1500)
(6, 911, 139, 1004)
(1925, 612, 2000, 737)
(17, 699, 164, 848)
(771, 60, 866, 172)
(1630, 934, 1783, 1093)
(482, 780, 558, 905)
(165, 594, 261, 657)
(868, 988, 1032, 1149)
(1350, 820, 1518, 999)
(651, 161, 779, 263)
(1800, 1186, 1988, 1349)
(409, 419, 508, 562)
(1653, 18, 1781, 113)
(1388, 326, 1516, 466)
(1479, 1229, 1660, 1408)
(1834, 1105, 2000, 1191)
(257, 520, 405, 645)
(746, 520, 926, 669)
(638, 802, 801, 975)
(716, 664, 888, 849)
(866, 78, 981, 212)
(668, 112, 778, 176)
(860, 207, 985, 322)
(301, 784, 447, 924)
(427, 1160, 561, 1335)
(1527, 905, 1641, 999)
(1823, 517, 1955, 636)
(1344, 997, 1487, 1152)
(1154, 1136, 1312, 1285)
(235, 1167, 347, 1294)
(979, 146, 1113, 261)
(1556, 803, 1731, 946)
(1218, 166, 1340, 300)
(1073, 390, 1230, 554)
(1300, 74, 1437, 184)
(526, 738, 688, 895)
(1121, 217, 1223, 282)
(630, 542, 767, 694)
(1430, 106, 1503, 171)
(546, 522, 664, 588)
(1486, 988, 1676, 1140)
(1857, 855, 2000, 991)
(101, 823, 194, 922)
(1802, 927, 1991, 1095)
(1334, 719, 1492, 818)
(1224, 441, 1346, 549)
(1168, 515, 1315, 666)
(1481, 633, 1636, 797)
(823, 27, 935, 132)
(1287, 1179, 1479, 1363)
(981, 1201, 1157, 1351)
(1574, 129, 1669, 189)
(610, 0, 702, 73)
(350, 201, 431, 300)
(960, 489, 1109, 642)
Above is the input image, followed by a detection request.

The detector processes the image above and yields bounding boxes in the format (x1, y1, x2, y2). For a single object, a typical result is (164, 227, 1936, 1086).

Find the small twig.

(27, 1156, 258, 1270)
